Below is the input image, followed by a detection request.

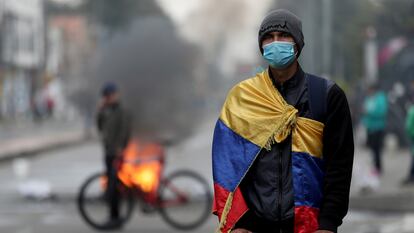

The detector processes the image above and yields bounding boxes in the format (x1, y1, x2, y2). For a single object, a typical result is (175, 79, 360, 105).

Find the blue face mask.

(262, 41, 296, 69)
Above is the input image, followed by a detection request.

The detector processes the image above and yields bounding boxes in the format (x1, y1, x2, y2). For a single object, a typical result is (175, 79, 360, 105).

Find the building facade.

(0, 0, 45, 119)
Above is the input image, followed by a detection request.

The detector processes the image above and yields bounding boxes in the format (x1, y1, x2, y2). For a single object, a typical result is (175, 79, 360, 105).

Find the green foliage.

(375, 0, 414, 38)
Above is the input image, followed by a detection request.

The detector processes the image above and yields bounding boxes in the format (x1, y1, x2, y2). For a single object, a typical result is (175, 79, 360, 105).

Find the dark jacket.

(96, 103, 132, 156)
(239, 67, 354, 232)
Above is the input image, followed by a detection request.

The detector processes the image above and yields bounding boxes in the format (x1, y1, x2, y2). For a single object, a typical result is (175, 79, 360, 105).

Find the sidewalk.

(350, 131, 414, 212)
(166, 120, 414, 213)
(2, 116, 413, 213)
(0, 117, 215, 205)
(0, 118, 88, 162)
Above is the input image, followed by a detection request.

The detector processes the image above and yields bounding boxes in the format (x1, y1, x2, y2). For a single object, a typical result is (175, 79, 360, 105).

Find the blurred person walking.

(402, 81, 414, 185)
(212, 9, 354, 233)
(362, 84, 388, 178)
(96, 82, 132, 227)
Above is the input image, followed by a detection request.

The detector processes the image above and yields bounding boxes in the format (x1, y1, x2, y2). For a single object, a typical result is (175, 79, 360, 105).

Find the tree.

(375, 0, 414, 38)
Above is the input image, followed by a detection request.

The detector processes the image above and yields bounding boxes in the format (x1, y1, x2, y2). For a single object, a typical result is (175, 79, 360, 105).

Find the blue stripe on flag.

(212, 119, 260, 192)
(292, 152, 325, 208)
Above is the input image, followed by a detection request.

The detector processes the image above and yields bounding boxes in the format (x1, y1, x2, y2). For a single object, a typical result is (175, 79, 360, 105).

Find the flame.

(130, 161, 160, 193)
(117, 139, 163, 196)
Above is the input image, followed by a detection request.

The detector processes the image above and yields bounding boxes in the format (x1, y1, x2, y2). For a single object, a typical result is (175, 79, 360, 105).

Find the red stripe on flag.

(224, 187, 248, 232)
(294, 206, 319, 233)
(213, 183, 230, 219)
(213, 184, 249, 232)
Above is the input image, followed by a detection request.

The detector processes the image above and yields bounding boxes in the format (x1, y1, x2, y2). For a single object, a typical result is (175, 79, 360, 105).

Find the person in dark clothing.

(362, 84, 387, 177)
(96, 82, 132, 227)
(402, 80, 414, 185)
(212, 9, 354, 233)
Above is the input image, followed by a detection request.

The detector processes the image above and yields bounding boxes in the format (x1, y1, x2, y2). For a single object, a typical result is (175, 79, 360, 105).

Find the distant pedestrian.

(362, 83, 388, 176)
(96, 82, 132, 228)
(402, 81, 414, 185)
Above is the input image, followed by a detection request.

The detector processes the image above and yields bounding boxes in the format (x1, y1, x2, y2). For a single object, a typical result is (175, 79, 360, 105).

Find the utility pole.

(322, 0, 332, 78)
(301, 0, 317, 74)
(364, 26, 378, 85)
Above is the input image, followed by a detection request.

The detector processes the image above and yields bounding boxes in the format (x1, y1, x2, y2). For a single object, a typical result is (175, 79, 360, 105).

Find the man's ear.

(294, 44, 299, 57)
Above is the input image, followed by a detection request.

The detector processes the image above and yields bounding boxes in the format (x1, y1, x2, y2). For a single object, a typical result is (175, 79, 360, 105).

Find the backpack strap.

(306, 74, 328, 123)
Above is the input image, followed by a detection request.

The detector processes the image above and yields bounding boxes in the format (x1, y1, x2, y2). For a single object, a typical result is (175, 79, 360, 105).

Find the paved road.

(0, 120, 414, 232)
(0, 142, 215, 233)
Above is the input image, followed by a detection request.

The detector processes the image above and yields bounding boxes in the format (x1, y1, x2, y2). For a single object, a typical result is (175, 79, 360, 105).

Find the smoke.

(80, 16, 202, 143)
(71, 0, 271, 143)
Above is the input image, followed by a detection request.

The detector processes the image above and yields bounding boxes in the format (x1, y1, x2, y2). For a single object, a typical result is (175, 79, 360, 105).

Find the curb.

(0, 131, 89, 162)
(350, 190, 414, 212)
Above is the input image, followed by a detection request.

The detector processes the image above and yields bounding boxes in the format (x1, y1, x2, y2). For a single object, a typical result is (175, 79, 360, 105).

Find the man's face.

(104, 92, 119, 104)
(262, 31, 296, 52)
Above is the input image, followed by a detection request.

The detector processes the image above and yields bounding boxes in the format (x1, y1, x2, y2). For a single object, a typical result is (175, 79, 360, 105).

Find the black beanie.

(258, 9, 305, 56)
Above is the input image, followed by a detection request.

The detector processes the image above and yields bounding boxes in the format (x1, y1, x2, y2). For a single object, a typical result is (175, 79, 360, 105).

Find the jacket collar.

(269, 65, 305, 91)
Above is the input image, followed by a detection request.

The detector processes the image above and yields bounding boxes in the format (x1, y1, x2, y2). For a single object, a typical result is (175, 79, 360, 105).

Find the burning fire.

(117, 139, 164, 196)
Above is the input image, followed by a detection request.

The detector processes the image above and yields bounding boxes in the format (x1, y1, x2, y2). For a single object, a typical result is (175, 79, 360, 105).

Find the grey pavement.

(0, 120, 217, 233)
(350, 125, 414, 212)
(0, 118, 412, 232)
(1, 117, 414, 232)
(0, 147, 216, 233)
(0, 118, 87, 161)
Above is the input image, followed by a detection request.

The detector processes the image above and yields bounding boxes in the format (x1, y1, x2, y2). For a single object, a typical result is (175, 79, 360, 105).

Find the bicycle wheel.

(158, 170, 212, 230)
(77, 172, 134, 230)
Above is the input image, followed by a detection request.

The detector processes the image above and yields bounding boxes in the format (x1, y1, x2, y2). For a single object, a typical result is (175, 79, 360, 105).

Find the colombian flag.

(212, 70, 325, 233)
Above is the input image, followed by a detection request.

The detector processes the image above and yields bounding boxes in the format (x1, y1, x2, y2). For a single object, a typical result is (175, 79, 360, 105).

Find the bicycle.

(77, 140, 212, 231)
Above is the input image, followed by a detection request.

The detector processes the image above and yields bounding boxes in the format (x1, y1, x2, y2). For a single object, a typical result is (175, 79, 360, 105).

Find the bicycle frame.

(78, 142, 212, 231)
(112, 140, 168, 208)
(115, 158, 193, 210)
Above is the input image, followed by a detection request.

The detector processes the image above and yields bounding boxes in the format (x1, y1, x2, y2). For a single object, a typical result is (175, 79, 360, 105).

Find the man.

(362, 84, 387, 177)
(402, 80, 414, 185)
(212, 9, 354, 233)
(96, 82, 132, 227)
(404, 99, 414, 185)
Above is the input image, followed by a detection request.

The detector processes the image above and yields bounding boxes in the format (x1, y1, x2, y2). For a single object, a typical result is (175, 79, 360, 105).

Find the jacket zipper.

(278, 147, 283, 222)
(278, 83, 284, 224)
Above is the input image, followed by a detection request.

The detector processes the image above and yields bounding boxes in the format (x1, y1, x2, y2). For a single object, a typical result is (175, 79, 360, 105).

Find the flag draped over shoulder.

(212, 70, 325, 233)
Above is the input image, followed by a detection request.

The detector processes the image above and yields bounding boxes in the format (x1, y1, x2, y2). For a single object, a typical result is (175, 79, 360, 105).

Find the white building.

(0, 0, 45, 118)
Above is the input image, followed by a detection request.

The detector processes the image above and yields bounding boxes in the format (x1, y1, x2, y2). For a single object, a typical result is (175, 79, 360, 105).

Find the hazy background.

(1, 0, 414, 232)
